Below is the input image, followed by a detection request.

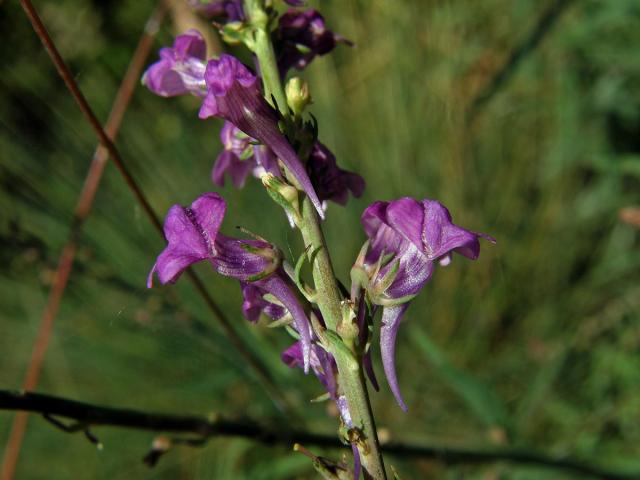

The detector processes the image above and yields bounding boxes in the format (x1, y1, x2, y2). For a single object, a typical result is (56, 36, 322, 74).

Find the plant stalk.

(244, 1, 387, 477)
(299, 199, 387, 479)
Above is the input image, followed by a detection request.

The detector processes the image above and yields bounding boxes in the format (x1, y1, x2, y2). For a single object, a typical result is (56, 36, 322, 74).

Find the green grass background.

(1, 0, 639, 478)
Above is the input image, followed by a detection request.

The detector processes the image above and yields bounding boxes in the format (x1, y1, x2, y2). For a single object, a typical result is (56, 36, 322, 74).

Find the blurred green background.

(1, 0, 640, 478)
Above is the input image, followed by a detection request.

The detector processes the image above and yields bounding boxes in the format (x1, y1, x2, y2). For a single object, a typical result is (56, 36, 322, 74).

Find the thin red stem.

(1, 4, 168, 479)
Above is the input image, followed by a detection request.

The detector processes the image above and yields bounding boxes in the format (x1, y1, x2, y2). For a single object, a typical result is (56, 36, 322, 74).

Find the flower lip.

(142, 29, 208, 98)
(204, 54, 258, 96)
(362, 197, 495, 264)
(147, 192, 226, 287)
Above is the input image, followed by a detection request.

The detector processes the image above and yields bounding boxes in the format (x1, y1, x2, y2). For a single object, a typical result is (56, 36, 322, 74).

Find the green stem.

(299, 199, 387, 479)
(243, 2, 387, 477)
(244, 0, 289, 116)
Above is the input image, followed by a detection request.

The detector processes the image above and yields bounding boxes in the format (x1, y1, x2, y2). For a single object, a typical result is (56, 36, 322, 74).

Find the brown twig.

(17, 0, 284, 401)
(468, 0, 575, 118)
(1, 4, 168, 479)
(6, 1, 289, 477)
(1, 390, 637, 480)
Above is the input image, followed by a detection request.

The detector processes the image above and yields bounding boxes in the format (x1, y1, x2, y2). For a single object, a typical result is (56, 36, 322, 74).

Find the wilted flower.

(142, 30, 208, 97)
(199, 54, 325, 217)
(148, 192, 313, 370)
(308, 142, 364, 206)
(276, 9, 351, 74)
(356, 197, 494, 410)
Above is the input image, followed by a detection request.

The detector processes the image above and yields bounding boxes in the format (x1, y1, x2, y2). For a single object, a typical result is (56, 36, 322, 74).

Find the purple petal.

(361, 201, 389, 240)
(203, 54, 258, 96)
(142, 30, 207, 97)
(421, 200, 492, 261)
(252, 145, 281, 177)
(352, 444, 361, 480)
(307, 142, 365, 206)
(189, 0, 245, 21)
(386, 197, 424, 250)
(261, 275, 312, 373)
(282, 341, 304, 368)
(148, 193, 226, 287)
(212, 235, 275, 280)
(242, 282, 286, 322)
(211, 151, 254, 188)
(363, 350, 379, 392)
(384, 245, 434, 299)
(380, 304, 409, 411)
(198, 55, 324, 218)
(276, 9, 350, 74)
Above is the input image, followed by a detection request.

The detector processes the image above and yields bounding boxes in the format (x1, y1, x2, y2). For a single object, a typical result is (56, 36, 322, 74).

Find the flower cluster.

(142, 25, 361, 216)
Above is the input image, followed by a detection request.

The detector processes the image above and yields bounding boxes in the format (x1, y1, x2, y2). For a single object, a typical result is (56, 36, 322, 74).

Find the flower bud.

(285, 77, 312, 117)
(261, 172, 301, 224)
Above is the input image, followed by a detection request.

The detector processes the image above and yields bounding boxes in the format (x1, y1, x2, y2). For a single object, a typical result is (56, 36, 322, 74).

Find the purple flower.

(199, 54, 324, 217)
(308, 142, 364, 206)
(241, 282, 287, 322)
(148, 192, 313, 371)
(276, 9, 351, 74)
(188, 0, 244, 21)
(358, 197, 494, 410)
(212, 122, 255, 188)
(142, 30, 208, 97)
(147, 193, 225, 287)
(212, 122, 282, 188)
(282, 340, 337, 400)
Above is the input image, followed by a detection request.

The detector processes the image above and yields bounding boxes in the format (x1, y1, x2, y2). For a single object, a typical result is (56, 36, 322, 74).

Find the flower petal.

(261, 275, 312, 373)
(380, 304, 409, 411)
(142, 30, 207, 97)
(148, 193, 226, 286)
(386, 197, 424, 250)
(212, 235, 276, 281)
(421, 200, 488, 261)
(199, 55, 325, 218)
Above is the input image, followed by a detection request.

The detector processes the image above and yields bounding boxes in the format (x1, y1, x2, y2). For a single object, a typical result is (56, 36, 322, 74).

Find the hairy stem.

(244, 1, 386, 477)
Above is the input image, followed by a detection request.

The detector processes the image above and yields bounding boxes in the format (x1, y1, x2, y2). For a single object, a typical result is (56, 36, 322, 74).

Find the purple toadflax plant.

(143, 1, 493, 478)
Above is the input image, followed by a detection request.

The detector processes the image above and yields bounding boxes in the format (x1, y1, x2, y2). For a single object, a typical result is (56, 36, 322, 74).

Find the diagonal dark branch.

(1, 4, 169, 479)
(16, 0, 290, 422)
(469, 0, 575, 117)
(1, 390, 637, 480)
